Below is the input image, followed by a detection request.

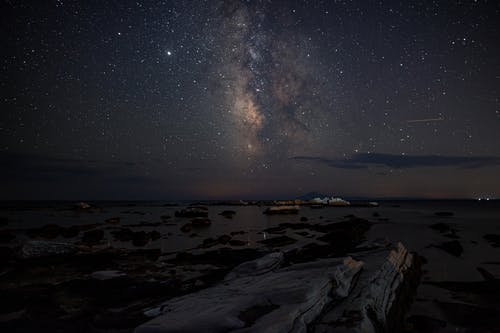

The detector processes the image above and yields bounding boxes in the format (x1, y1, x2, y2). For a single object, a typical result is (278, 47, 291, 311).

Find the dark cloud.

(0, 152, 143, 183)
(292, 153, 500, 170)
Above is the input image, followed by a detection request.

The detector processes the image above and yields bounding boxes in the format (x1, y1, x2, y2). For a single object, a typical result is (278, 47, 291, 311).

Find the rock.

(111, 228, 160, 246)
(300, 216, 308, 221)
(81, 229, 104, 246)
(175, 207, 208, 218)
(137, 244, 419, 333)
(477, 267, 496, 281)
(432, 240, 463, 257)
(263, 205, 299, 215)
(90, 270, 126, 280)
(229, 239, 246, 247)
(218, 234, 231, 244)
(160, 215, 171, 221)
(434, 211, 454, 217)
(191, 218, 211, 227)
(219, 210, 236, 218)
(61, 225, 80, 238)
(230, 231, 246, 236)
(258, 235, 297, 247)
(73, 201, 101, 212)
(26, 223, 100, 239)
(180, 223, 192, 233)
(372, 211, 380, 217)
(484, 234, 500, 247)
(225, 252, 284, 281)
(311, 243, 420, 333)
(20, 240, 77, 259)
(135, 253, 363, 333)
(75, 201, 92, 210)
(105, 217, 120, 224)
(201, 237, 219, 248)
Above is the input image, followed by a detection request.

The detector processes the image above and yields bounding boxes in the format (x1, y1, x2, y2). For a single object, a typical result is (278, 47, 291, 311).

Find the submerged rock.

(82, 229, 104, 246)
(105, 217, 120, 224)
(263, 205, 299, 215)
(175, 207, 208, 218)
(219, 210, 236, 218)
(191, 218, 211, 227)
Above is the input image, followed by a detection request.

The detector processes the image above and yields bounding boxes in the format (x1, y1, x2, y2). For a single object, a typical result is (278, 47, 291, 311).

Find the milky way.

(1, 0, 500, 199)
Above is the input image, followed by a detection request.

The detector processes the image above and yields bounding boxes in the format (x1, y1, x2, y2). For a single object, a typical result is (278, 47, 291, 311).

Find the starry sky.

(1, 0, 500, 200)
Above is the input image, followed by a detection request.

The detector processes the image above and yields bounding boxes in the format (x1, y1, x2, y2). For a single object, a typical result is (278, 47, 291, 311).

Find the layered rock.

(135, 243, 419, 333)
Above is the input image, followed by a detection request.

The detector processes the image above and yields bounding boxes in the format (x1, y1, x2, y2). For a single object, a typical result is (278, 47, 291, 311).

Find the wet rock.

(372, 211, 380, 217)
(258, 235, 297, 247)
(73, 201, 101, 212)
(175, 207, 208, 218)
(263, 205, 299, 215)
(60, 225, 80, 238)
(191, 218, 211, 227)
(82, 229, 104, 246)
(180, 223, 192, 233)
(484, 234, 500, 247)
(75, 201, 91, 210)
(201, 237, 219, 248)
(477, 267, 496, 281)
(228, 239, 246, 247)
(105, 217, 120, 224)
(90, 270, 126, 280)
(217, 234, 231, 245)
(219, 210, 236, 218)
(26, 223, 99, 239)
(230, 231, 246, 236)
(300, 216, 308, 222)
(160, 215, 171, 221)
(432, 240, 463, 257)
(111, 228, 160, 246)
(20, 240, 77, 259)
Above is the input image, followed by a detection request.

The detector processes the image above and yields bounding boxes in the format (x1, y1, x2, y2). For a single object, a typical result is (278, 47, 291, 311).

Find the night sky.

(1, 0, 500, 200)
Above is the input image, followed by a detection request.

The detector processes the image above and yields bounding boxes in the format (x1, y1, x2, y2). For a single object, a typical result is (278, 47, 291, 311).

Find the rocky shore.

(1, 200, 500, 332)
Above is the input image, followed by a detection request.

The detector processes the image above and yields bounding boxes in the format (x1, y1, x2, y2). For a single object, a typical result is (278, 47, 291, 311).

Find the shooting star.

(406, 117, 445, 124)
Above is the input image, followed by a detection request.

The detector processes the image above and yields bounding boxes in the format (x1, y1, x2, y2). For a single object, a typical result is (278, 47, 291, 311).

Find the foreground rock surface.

(135, 243, 419, 333)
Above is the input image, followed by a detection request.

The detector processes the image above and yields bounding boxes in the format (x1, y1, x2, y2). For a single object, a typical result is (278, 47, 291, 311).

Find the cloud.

(0, 151, 144, 183)
(292, 153, 500, 170)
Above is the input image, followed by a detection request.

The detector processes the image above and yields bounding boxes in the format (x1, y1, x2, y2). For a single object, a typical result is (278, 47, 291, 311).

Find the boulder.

(20, 240, 77, 259)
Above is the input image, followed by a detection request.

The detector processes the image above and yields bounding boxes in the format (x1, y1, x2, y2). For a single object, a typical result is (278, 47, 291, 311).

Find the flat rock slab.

(135, 243, 418, 333)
